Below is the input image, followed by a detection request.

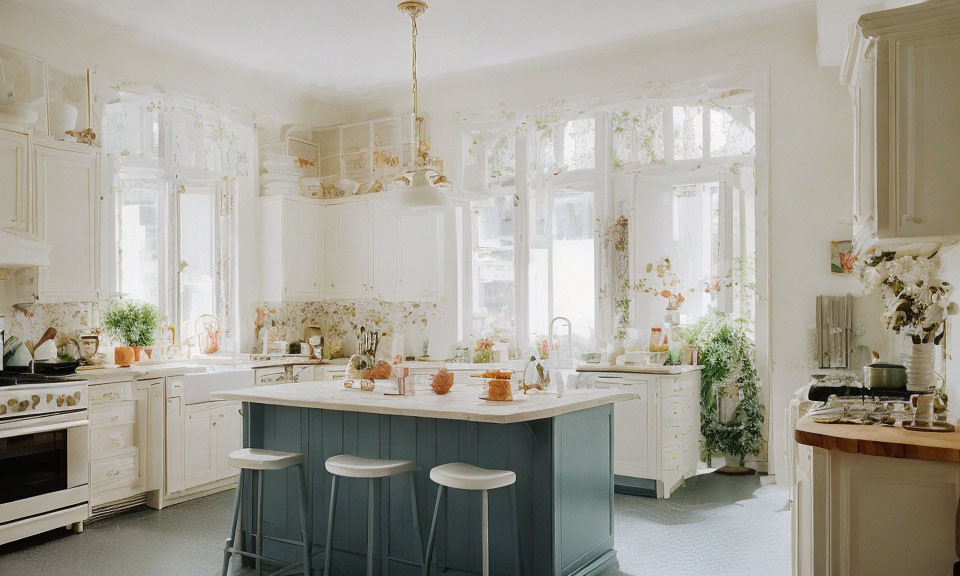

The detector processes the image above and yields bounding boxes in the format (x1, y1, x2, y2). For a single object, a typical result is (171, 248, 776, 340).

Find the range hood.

(0, 229, 50, 269)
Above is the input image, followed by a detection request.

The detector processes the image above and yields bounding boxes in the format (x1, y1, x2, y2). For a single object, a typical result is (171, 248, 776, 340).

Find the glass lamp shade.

(390, 168, 451, 213)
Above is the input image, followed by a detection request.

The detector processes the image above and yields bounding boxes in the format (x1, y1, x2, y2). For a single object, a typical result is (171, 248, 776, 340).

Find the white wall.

(336, 4, 854, 477)
(0, 0, 343, 352)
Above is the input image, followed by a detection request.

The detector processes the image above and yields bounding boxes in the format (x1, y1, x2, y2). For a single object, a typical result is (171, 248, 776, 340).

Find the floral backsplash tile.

(4, 302, 99, 346)
(254, 299, 446, 356)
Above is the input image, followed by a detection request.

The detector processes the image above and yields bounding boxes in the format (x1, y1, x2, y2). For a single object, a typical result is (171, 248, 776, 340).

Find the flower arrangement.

(102, 300, 161, 347)
(535, 336, 559, 360)
(856, 253, 956, 345)
(473, 338, 495, 363)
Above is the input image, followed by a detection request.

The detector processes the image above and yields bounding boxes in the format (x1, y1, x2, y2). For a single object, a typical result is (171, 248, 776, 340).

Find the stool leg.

(221, 469, 244, 576)
(481, 490, 489, 576)
(409, 472, 424, 565)
(323, 475, 338, 576)
(380, 478, 388, 576)
(256, 469, 264, 576)
(367, 479, 375, 576)
(510, 484, 522, 576)
(297, 464, 312, 576)
(423, 485, 443, 576)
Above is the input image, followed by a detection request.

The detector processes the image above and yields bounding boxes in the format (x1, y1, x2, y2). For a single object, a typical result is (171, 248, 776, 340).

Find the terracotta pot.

(143, 348, 153, 360)
(114, 346, 135, 367)
(132, 346, 143, 362)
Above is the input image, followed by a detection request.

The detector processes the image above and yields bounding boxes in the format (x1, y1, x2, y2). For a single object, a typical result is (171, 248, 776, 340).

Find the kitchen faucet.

(549, 316, 573, 367)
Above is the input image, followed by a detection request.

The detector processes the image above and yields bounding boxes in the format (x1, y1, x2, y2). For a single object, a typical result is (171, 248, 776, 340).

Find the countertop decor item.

(855, 252, 956, 392)
(428, 367, 454, 395)
(102, 299, 161, 365)
(195, 314, 220, 355)
(386, 1, 453, 212)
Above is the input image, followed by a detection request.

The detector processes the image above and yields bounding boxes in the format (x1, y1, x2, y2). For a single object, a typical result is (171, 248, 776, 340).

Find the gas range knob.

(6, 398, 16, 409)
(18, 400, 28, 412)
(66, 395, 76, 406)
(0, 405, 5, 415)
(31, 395, 40, 409)
(57, 395, 65, 407)
(46, 394, 53, 403)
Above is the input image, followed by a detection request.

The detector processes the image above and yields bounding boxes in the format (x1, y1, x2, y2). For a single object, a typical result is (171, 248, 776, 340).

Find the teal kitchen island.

(214, 381, 635, 576)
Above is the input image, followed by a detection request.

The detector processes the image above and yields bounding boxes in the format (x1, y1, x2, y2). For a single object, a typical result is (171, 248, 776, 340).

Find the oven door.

(0, 410, 89, 525)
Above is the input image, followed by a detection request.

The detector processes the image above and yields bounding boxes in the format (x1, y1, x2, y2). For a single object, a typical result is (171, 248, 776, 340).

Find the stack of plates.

(261, 152, 314, 196)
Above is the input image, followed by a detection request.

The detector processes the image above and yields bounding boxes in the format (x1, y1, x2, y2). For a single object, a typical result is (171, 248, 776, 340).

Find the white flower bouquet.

(855, 253, 956, 344)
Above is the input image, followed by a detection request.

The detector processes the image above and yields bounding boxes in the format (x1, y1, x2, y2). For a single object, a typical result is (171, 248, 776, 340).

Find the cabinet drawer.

(661, 445, 681, 471)
(90, 401, 135, 428)
(662, 378, 686, 396)
(91, 449, 139, 493)
(91, 422, 136, 458)
(89, 381, 134, 403)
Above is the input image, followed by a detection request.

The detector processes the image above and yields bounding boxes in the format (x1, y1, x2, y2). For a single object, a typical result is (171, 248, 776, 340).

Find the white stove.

(0, 371, 89, 545)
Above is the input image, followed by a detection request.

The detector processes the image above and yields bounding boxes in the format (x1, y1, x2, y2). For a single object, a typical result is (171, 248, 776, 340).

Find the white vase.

(906, 342, 936, 392)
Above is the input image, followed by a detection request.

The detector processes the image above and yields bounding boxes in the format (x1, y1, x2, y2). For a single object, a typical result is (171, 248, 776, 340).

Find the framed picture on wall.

(830, 240, 858, 274)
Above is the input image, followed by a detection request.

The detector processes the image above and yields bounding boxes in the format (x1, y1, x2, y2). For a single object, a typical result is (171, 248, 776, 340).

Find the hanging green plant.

(604, 215, 631, 341)
(676, 311, 764, 467)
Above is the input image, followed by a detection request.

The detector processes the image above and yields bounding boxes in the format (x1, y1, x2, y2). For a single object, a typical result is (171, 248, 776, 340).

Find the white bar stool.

(424, 463, 522, 576)
(323, 454, 424, 576)
(221, 448, 312, 576)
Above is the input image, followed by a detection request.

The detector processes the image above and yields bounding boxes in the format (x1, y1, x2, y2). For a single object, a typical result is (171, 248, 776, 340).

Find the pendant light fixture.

(391, 0, 452, 212)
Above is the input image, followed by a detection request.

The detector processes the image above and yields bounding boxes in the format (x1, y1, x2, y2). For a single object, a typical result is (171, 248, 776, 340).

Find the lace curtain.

(103, 87, 254, 352)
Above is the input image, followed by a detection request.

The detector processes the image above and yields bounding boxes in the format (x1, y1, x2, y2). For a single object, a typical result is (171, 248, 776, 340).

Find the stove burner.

(807, 384, 913, 403)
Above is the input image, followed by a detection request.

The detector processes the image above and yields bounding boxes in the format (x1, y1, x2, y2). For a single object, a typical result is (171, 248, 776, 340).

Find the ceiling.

(23, 0, 805, 94)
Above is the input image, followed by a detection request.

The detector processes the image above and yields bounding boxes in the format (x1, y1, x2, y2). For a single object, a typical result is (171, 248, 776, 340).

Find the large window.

(103, 91, 252, 350)
(463, 89, 757, 357)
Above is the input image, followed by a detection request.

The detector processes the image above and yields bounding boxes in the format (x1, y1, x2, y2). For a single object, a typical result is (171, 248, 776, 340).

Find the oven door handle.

(0, 419, 90, 439)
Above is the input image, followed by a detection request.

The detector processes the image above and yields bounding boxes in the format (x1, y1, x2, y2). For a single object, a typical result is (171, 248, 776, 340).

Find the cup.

(914, 393, 935, 425)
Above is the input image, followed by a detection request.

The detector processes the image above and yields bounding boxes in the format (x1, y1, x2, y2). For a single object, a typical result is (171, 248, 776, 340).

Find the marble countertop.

(796, 414, 960, 463)
(212, 380, 636, 424)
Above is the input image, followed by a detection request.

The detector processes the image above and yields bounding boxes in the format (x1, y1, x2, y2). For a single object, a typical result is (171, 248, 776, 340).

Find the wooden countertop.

(213, 380, 636, 424)
(795, 414, 960, 463)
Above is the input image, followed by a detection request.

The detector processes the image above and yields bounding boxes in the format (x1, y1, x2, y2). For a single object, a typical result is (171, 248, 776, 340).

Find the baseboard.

(614, 475, 657, 498)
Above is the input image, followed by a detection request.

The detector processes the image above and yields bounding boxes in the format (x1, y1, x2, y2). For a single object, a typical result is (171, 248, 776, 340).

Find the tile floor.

(0, 472, 789, 576)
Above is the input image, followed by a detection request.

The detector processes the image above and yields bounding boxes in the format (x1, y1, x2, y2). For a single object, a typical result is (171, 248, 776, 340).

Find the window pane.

(117, 178, 161, 305)
(471, 197, 516, 341)
(710, 106, 756, 157)
(486, 136, 515, 191)
(672, 105, 703, 160)
(562, 118, 595, 171)
(612, 106, 664, 169)
(179, 187, 217, 338)
(552, 188, 596, 351)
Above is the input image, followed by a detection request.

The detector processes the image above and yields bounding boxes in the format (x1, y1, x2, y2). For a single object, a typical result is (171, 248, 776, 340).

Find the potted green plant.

(102, 300, 161, 366)
(676, 311, 764, 473)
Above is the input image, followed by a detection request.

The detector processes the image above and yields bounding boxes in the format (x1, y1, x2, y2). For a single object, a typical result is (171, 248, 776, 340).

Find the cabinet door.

(396, 212, 443, 300)
(0, 130, 31, 234)
(325, 202, 371, 297)
(371, 202, 400, 297)
(183, 404, 218, 489)
(165, 395, 184, 494)
(608, 377, 652, 479)
(215, 403, 243, 480)
(282, 200, 322, 301)
(136, 379, 163, 492)
(35, 144, 98, 302)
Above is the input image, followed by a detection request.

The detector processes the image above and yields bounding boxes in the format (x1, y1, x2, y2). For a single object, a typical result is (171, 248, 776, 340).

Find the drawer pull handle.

(107, 469, 120, 477)
(103, 392, 120, 400)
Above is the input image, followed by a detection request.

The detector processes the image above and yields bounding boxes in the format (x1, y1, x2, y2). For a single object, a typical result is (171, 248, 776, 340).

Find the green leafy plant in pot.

(102, 300, 161, 365)
(676, 310, 764, 473)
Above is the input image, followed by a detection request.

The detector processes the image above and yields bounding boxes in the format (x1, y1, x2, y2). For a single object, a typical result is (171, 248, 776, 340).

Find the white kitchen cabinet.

(843, 2, 960, 252)
(88, 377, 162, 509)
(582, 370, 700, 498)
(260, 195, 324, 302)
(0, 129, 32, 235)
(182, 400, 241, 491)
(325, 200, 372, 298)
(18, 141, 99, 302)
(372, 202, 444, 301)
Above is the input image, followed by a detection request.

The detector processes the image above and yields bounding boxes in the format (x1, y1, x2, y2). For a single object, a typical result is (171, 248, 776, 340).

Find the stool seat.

(325, 454, 416, 478)
(430, 463, 516, 491)
(227, 448, 302, 471)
